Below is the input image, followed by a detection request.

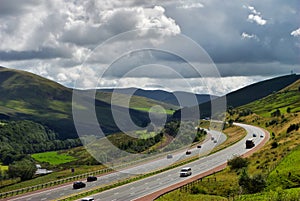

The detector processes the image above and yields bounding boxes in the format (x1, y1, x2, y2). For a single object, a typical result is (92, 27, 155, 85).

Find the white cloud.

(291, 28, 300, 37)
(248, 14, 267, 26)
(247, 5, 267, 26)
(178, 3, 204, 9)
(241, 32, 259, 41)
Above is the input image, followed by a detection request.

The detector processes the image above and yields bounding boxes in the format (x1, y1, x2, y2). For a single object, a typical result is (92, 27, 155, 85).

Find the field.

(0, 164, 8, 172)
(31, 151, 77, 165)
(132, 107, 175, 115)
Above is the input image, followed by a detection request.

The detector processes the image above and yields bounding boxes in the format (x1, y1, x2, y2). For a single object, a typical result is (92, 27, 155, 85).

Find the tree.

(286, 107, 291, 113)
(8, 159, 37, 181)
(228, 156, 249, 170)
(239, 170, 266, 194)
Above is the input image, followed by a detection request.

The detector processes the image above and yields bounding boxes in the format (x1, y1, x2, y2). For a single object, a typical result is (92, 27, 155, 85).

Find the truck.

(245, 138, 255, 149)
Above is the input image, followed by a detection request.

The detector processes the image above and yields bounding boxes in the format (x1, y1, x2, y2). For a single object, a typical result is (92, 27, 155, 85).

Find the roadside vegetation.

(157, 79, 300, 201)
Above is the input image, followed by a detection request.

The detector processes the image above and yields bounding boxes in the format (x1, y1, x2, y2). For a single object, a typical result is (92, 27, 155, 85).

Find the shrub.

(271, 141, 279, 149)
(228, 156, 249, 170)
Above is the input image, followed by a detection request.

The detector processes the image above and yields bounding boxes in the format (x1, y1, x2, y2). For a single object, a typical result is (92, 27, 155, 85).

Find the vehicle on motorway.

(180, 167, 192, 177)
(186, 150, 191, 155)
(211, 136, 214, 140)
(73, 181, 86, 189)
(260, 135, 264, 138)
(81, 197, 94, 201)
(167, 154, 173, 159)
(213, 140, 217, 143)
(197, 145, 202, 148)
(87, 176, 97, 182)
(253, 133, 257, 137)
(245, 138, 255, 149)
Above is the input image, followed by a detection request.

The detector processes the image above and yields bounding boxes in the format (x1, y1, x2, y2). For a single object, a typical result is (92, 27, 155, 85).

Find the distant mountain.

(0, 66, 151, 139)
(98, 88, 217, 107)
(173, 74, 300, 119)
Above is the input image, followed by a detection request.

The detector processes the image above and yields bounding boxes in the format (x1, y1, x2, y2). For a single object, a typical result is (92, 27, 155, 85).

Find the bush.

(8, 159, 37, 181)
(190, 186, 207, 194)
(271, 141, 279, 149)
(239, 170, 266, 194)
(228, 156, 249, 170)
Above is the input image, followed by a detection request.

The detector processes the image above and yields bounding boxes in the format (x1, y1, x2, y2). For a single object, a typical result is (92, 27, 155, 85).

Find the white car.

(81, 197, 94, 201)
(180, 167, 192, 177)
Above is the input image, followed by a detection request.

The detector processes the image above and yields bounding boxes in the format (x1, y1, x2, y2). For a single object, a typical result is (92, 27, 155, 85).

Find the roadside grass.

(31, 151, 77, 165)
(235, 187, 300, 201)
(156, 190, 228, 201)
(267, 145, 300, 190)
(210, 125, 247, 154)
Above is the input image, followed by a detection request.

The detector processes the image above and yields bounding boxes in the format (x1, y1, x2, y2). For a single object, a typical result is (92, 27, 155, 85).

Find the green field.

(133, 107, 175, 115)
(0, 164, 8, 171)
(31, 151, 77, 165)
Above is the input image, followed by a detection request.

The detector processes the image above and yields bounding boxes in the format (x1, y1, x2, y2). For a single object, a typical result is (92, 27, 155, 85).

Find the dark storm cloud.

(0, 47, 72, 61)
(0, 0, 39, 17)
(0, 0, 299, 91)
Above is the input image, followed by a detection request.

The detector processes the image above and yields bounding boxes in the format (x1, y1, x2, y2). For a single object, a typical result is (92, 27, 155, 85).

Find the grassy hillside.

(95, 91, 178, 114)
(0, 66, 154, 139)
(239, 79, 300, 117)
(98, 88, 217, 107)
(173, 74, 300, 119)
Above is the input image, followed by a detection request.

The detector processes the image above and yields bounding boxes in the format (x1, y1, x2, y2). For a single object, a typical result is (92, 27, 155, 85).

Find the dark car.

(73, 181, 86, 189)
(87, 176, 97, 182)
(253, 133, 257, 137)
(197, 145, 202, 148)
(186, 150, 191, 155)
(167, 154, 173, 159)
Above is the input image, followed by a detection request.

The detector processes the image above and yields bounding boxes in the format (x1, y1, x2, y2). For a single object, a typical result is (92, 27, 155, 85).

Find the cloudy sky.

(0, 0, 299, 95)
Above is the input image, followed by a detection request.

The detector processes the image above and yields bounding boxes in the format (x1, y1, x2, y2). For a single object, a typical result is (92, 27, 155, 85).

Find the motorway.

(7, 123, 267, 201)
(80, 123, 267, 201)
(7, 130, 226, 201)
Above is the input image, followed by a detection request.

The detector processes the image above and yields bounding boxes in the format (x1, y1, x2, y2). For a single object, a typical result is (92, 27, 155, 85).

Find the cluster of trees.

(287, 124, 299, 133)
(0, 120, 81, 165)
(118, 132, 163, 153)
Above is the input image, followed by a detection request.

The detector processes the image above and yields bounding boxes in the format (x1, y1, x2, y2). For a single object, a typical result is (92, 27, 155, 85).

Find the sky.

(0, 0, 299, 95)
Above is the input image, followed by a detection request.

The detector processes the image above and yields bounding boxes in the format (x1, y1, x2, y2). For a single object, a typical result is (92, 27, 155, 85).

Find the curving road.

(80, 123, 268, 201)
(7, 130, 226, 201)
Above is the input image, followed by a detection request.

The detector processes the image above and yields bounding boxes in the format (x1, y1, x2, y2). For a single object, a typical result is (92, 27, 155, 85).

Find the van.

(180, 167, 192, 177)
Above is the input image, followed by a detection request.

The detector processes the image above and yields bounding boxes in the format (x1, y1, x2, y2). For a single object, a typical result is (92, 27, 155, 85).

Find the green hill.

(172, 74, 300, 119)
(0, 66, 153, 139)
(239, 79, 300, 117)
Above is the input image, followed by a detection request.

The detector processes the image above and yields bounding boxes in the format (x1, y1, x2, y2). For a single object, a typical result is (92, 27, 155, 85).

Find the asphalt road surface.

(80, 123, 266, 201)
(7, 123, 265, 201)
(8, 129, 226, 201)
